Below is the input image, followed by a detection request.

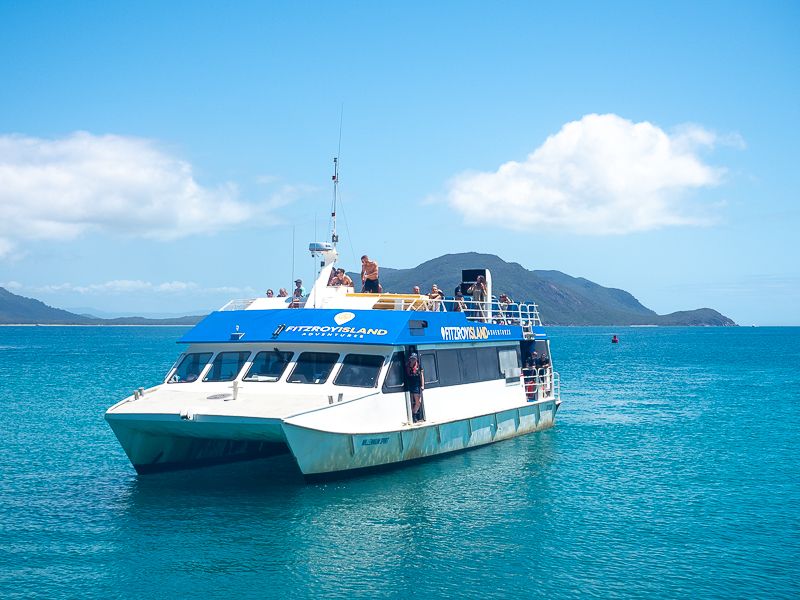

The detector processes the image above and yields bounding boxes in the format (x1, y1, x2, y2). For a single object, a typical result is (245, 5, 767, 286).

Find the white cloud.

(444, 114, 735, 235)
(0, 132, 307, 256)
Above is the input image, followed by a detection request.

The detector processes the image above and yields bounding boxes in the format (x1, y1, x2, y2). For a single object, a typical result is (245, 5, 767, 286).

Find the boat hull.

(105, 413, 288, 474)
(282, 399, 559, 477)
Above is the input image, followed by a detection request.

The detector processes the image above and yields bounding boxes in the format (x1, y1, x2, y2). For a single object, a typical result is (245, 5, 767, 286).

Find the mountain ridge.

(361, 253, 735, 326)
(1, 252, 735, 326)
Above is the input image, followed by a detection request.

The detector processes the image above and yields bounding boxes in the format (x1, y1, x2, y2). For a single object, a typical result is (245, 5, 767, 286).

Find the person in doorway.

(523, 354, 537, 400)
(406, 353, 425, 423)
(360, 255, 380, 293)
(539, 353, 551, 380)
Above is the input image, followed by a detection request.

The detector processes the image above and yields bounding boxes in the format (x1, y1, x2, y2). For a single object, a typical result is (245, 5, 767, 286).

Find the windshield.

(334, 354, 385, 388)
(203, 351, 250, 382)
(168, 352, 213, 383)
(287, 352, 339, 384)
(243, 350, 293, 382)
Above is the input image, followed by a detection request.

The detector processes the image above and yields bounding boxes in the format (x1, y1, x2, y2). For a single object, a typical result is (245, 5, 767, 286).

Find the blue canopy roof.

(179, 308, 547, 347)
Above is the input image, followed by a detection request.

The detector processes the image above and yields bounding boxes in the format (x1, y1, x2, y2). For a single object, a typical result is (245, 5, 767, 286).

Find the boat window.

(243, 350, 293, 382)
(458, 348, 480, 384)
(477, 346, 502, 381)
(382, 352, 406, 392)
(287, 352, 339, 384)
(420, 352, 438, 387)
(498, 347, 521, 378)
(203, 351, 251, 382)
(168, 352, 213, 384)
(437, 349, 461, 386)
(334, 354, 385, 388)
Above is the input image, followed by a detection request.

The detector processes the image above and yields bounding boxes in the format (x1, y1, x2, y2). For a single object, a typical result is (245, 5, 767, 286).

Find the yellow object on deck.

(346, 293, 430, 311)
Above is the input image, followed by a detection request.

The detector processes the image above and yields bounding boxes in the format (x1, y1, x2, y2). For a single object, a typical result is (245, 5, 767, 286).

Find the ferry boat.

(105, 163, 561, 479)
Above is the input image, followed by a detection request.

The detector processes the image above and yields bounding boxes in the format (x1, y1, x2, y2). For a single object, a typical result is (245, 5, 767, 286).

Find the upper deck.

(181, 307, 548, 347)
(186, 250, 546, 347)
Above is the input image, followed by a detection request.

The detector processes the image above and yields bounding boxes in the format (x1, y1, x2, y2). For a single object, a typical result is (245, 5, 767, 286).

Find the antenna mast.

(331, 156, 339, 246)
(330, 105, 343, 247)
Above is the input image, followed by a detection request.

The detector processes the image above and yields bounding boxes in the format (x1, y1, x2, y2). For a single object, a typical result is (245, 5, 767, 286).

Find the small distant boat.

(611, 335, 619, 344)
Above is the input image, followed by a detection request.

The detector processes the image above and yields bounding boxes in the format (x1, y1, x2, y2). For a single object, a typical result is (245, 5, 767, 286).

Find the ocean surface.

(0, 326, 798, 599)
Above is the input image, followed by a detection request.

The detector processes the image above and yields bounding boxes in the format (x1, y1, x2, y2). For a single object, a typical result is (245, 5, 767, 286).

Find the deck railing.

(219, 298, 258, 311)
(415, 297, 542, 327)
(217, 293, 542, 328)
(521, 368, 560, 401)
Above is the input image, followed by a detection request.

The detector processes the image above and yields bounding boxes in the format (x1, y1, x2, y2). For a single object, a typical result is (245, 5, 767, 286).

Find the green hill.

(2, 252, 735, 326)
(355, 252, 735, 326)
(0, 287, 202, 325)
(0, 288, 94, 324)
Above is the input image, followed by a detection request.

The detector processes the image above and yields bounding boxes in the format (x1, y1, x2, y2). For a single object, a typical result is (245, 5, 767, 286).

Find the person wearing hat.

(294, 279, 306, 296)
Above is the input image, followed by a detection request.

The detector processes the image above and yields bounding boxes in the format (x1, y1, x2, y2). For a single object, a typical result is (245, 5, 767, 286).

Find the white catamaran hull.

(282, 399, 559, 477)
(105, 413, 288, 473)
(106, 390, 559, 476)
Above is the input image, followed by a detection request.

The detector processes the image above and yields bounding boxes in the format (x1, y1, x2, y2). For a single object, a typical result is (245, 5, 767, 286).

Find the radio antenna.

(330, 105, 343, 247)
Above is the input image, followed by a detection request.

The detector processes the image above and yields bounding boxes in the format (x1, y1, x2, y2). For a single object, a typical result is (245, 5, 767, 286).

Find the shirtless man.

(360, 255, 380, 293)
(337, 268, 353, 287)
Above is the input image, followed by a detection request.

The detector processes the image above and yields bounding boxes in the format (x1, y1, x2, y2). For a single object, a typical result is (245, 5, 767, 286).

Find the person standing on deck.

(407, 353, 425, 423)
(428, 284, 444, 311)
(361, 255, 380, 293)
(468, 275, 488, 321)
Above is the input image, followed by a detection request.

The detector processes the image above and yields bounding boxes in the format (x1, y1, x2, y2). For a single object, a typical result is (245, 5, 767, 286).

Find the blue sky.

(0, 0, 797, 324)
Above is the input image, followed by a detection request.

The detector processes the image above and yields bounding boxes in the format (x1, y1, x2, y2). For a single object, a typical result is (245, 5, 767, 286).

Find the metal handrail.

(411, 296, 541, 327)
(521, 368, 559, 401)
(216, 292, 542, 326)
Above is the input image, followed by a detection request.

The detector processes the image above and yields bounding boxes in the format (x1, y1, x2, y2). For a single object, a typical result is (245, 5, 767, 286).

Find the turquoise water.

(1, 326, 798, 599)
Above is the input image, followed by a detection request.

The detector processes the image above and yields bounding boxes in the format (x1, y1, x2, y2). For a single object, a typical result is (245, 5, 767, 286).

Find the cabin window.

(168, 352, 213, 383)
(287, 352, 339, 384)
(498, 347, 521, 379)
(437, 349, 461, 387)
(243, 350, 293, 382)
(382, 352, 406, 392)
(477, 346, 502, 381)
(202, 351, 250, 382)
(420, 352, 439, 387)
(458, 348, 480, 384)
(334, 354, 385, 388)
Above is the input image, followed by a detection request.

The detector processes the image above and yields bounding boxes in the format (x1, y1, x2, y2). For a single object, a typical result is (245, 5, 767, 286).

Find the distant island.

(0, 252, 735, 326)
(356, 253, 736, 326)
(0, 287, 203, 326)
